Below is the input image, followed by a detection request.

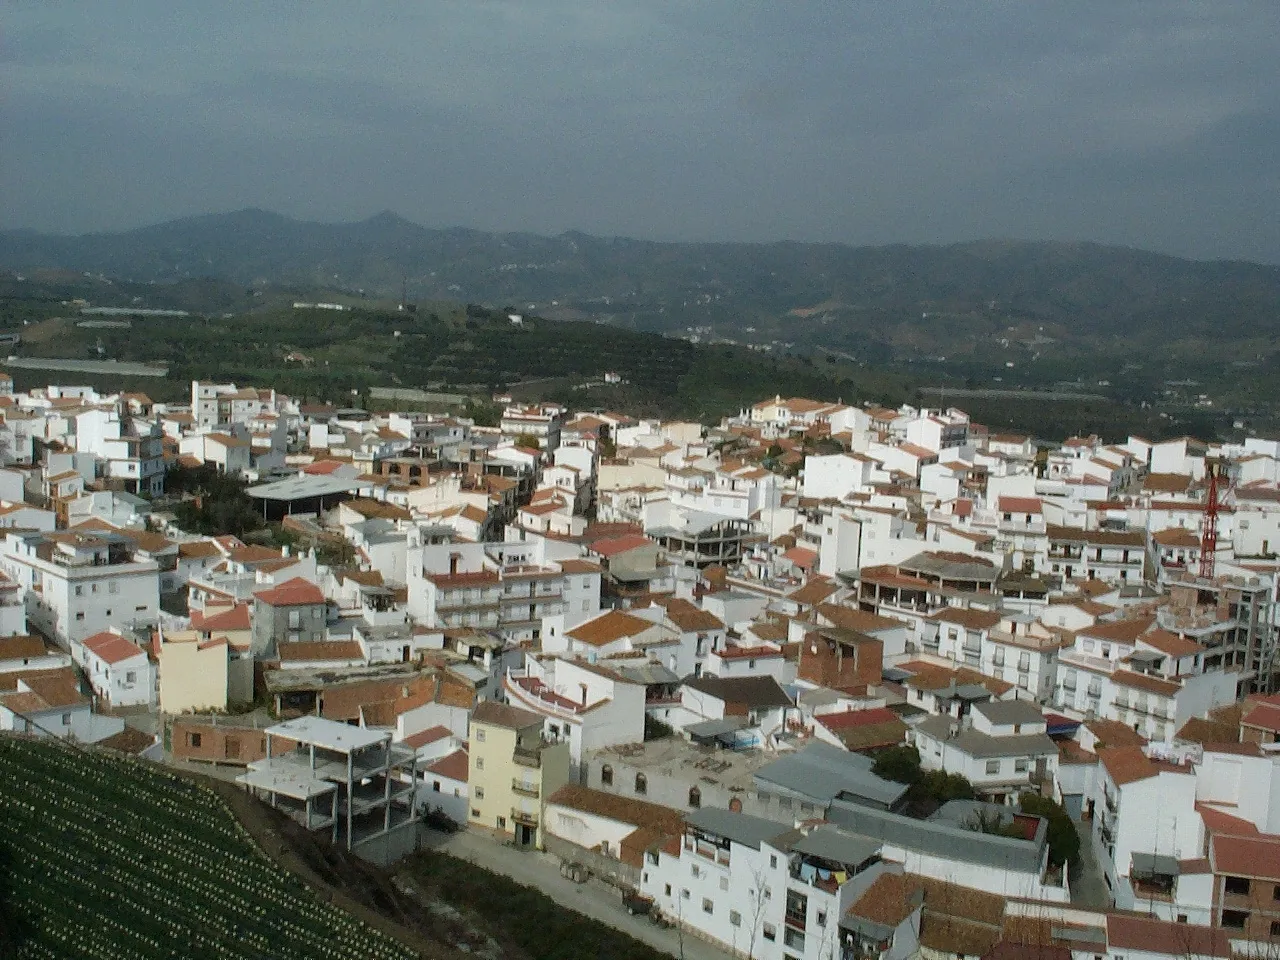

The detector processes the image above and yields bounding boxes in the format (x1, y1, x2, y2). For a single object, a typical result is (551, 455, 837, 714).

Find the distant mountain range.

(4, 209, 1280, 358)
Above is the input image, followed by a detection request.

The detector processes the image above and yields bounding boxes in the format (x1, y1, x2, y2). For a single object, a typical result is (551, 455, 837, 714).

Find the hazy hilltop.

(4, 211, 1280, 357)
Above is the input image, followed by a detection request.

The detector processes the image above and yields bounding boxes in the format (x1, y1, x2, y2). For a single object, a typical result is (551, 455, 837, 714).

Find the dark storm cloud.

(2, 1, 1277, 261)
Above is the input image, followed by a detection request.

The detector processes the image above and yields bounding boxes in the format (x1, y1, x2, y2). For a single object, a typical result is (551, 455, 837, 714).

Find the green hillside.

(0, 735, 419, 960)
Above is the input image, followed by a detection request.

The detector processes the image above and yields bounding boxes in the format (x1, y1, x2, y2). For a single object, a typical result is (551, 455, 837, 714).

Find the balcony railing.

(513, 744, 543, 768)
(512, 779, 539, 798)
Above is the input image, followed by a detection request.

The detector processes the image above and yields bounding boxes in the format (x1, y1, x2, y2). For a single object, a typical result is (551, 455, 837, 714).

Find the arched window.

(634, 773, 647, 795)
(728, 797, 743, 813)
(601, 764, 613, 787)
(689, 786, 702, 809)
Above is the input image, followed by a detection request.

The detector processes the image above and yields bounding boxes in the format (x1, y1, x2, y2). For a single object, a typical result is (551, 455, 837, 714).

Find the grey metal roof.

(899, 551, 1000, 583)
(685, 717, 750, 739)
(682, 675, 794, 710)
(685, 808, 792, 850)
(972, 699, 1045, 726)
(915, 715, 1058, 760)
(792, 827, 882, 870)
(1131, 852, 1180, 876)
(755, 742, 907, 808)
(246, 474, 361, 501)
(826, 798, 1047, 873)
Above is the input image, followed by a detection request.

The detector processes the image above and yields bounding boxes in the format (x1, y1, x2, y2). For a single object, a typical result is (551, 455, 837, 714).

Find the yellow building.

(157, 629, 230, 713)
(467, 700, 569, 849)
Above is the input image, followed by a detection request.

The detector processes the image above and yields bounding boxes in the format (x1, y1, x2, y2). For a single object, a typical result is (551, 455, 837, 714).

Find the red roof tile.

(81, 631, 146, 665)
(253, 576, 325, 607)
(424, 748, 469, 782)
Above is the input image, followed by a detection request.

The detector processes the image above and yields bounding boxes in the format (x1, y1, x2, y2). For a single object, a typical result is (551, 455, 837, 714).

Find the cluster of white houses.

(6, 371, 1280, 956)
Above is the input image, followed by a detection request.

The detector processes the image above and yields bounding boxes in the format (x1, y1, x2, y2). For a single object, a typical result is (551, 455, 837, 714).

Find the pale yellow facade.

(467, 705, 569, 850)
(157, 630, 230, 714)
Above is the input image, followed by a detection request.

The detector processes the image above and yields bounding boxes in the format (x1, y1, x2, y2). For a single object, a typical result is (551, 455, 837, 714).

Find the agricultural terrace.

(0, 735, 419, 960)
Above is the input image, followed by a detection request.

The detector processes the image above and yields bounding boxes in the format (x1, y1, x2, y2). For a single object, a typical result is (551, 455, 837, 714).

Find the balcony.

(512, 778, 539, 798)
(505, 669, 586, 718)
(513, 743, 544, 768)
(511, 805, 539, 827)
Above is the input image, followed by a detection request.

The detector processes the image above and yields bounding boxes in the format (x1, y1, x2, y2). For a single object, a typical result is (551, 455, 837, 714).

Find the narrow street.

(419, 827, 737, 960)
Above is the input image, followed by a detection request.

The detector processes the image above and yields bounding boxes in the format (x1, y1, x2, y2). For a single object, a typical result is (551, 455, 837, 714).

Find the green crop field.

(0, 735, 418, 960)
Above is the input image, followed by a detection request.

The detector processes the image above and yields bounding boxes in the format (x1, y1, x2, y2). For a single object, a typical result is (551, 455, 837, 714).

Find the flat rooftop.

(267, 715, 389, 753)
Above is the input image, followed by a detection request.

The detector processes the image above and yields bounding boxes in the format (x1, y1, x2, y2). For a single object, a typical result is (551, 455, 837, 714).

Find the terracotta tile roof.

(848, 872, 921, 928)
(96, 726, 158, 756)
(190, 603, 251, 633)
(81, 631, 145, 665)
(781, 546, 818, 569)
(1152, 527, 1201, 548)
(1175, 703, 1241, 745)
(0, 636, 53, 661)
(1083, 719, 1147, 750)
(816, 604, 905, 635)
(1099, 745, 1169, 786)
(254, 577, 325, 607)
(896, 660, 1013, 697)
(278, 641, 364, 663)
(548, 784, 685, 838)
(472, 699, 543, 730)
(302, 459, 348, 475)
(915, 875, 1004, 957)
(425, 570, 500, 587)
(318, 674, 435, 722)
(343, 498, 412, 521)
(1079, 616, 1155, 645)
(787, 576, 840, 608)
(1142, 473, 1194, 494)
(228, 544, 287, 565)
(401, 725, 454, 750)
(590, 534, 655, 558)
(3, 668, 86, 711)
(1136, 628, 1202, 658)
(651, 597, 723, 632)
(1111, 669, 1179, 697)
(424, 748, 469, 782)
(178, 539, 222, 559)
(558, 559, 601, 575)
(927, 607, 1002, 630)
(1197, 802, 1260, 837)
(567, 610, 655, 647)
(1241, 693, 1280, 733)
(816, 707, 908, 752)
(1106, 913, 1230, 957)
(997, 496, 1042, 514)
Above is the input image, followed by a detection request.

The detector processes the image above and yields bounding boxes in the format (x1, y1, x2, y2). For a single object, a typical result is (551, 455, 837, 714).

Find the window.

(474, 787, 485, 800)
(1014, 759, 1029, 773)
(1222, 909, 1249, 930)
(75, 585, 83, 597)
(783, 927, 805, 951)
(691, 863, 702, 879)
(1273, 884, 1280, 901)
(769, 854, 778, 868)
(1225, 876, 1251, 896)
(288, 610, 301, 629)
(985, 760, 1001, 775)
(1271, 921, 1280, 938)
(601, 764, 613, 787)
(762, 923, 777, 942)
(432, 781, 441, 792)
(188, 733, 202, 748)
(125, 671, 136, 684)
(730, 910, 741, 927)
(497, 817, 506, 830)
(475, 729, 486, 743)
(75, 612, 85, 622)
(680, 889, 690, 900)
(109, 581, 119, 595)
(582, 601, 590, 612)
(471, 808, 480, 818)
(91, 584, 99, 594)
(719, 876, 729, 891)
(816, 910, 827, 927)
(475, 757, 484, 771)
(664, 884, 672, 897)
(702, 898, 713, 915)
(729, 797, 743, 813)
(688, 786, 701, 808)
(634, 773, 647, 795)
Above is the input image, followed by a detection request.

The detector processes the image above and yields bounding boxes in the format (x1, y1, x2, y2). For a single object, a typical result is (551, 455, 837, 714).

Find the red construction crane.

(1198, 459, 1233, 580)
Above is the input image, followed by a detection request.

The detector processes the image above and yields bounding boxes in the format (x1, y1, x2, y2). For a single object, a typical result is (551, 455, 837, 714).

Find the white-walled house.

(80, 630, 155, 708)
(911, 699, 1057, 803)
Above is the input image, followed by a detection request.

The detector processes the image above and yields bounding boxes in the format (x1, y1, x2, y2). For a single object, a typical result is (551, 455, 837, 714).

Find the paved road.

(421, 828, 735, 960)
(1069, 822, 1112, 910)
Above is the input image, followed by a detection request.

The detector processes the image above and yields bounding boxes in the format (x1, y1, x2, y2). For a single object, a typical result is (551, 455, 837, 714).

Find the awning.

(1131, 852, 1180, 876)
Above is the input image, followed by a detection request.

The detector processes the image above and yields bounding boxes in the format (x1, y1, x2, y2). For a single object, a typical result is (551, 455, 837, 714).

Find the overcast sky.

(3, 2, 1278, 261)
